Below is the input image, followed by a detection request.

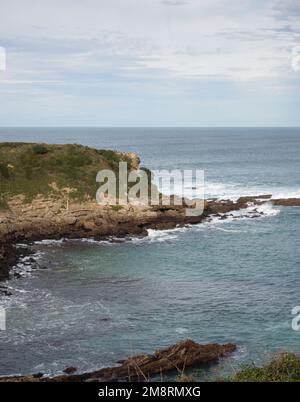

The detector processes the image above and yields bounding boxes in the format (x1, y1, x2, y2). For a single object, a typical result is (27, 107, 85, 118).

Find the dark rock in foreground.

(0, 340, 236, 382)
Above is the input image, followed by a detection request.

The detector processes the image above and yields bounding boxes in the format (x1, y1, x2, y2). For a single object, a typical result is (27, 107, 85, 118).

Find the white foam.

(147, 230, 177, 242)
(224, 188, 299, 201)
(9, 250, 45, 279)
(157, 174, 300, 202)
(204, 181, 300, 201)
(254, 202, 280, 217)
(175, 327, 189, 334)
(202, 202, 280, 227)
(214, 227, 247, 233)
(27, 201, 281, 250)
(143, 202, 281, 241)
(34, 239, 66, 246)
(34, 237, 132, 247)
(78, 238, 112, 245)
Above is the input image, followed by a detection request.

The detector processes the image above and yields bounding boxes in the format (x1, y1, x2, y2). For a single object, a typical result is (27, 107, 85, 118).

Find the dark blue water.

(0, 128, 299, 378)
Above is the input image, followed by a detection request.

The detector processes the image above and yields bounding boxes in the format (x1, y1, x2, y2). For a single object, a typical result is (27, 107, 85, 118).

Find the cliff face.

(0, 194, 207, 281)
(0, 195, 203, 242)
(2, 190, 293, 282)
(0, 142, 145, 280)
(0, 142, 202, 280)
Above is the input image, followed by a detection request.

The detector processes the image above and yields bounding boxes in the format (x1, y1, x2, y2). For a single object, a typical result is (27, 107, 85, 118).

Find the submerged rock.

(0, 285, 12, 296)
(237, 195, 272, 203)
(272, 198, 300, 207)
(63, 367, 77, 374)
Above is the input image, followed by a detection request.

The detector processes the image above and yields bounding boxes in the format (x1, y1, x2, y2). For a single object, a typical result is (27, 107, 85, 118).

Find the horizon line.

(0, 126, 300, 129)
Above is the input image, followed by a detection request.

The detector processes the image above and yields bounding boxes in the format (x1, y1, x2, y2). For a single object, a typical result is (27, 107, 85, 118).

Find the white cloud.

(0, 0, 299, 83)
(0, 0, 299, 125)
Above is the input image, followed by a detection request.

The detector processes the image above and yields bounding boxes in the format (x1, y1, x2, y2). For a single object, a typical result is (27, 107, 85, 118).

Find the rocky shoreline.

(0, 339, 236, 382)
(0, 194, 299, 283)
(0, 193, 299, 382)
(0, 142, 299, 282)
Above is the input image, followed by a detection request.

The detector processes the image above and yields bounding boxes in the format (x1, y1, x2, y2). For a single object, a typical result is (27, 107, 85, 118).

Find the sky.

(0, 0, 299, 127)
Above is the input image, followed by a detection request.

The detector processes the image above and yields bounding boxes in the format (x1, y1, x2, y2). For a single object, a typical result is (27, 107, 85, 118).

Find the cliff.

(1, 142, 299, 282)
(0, 142, 201, 280)
(0, 142, 139, 206)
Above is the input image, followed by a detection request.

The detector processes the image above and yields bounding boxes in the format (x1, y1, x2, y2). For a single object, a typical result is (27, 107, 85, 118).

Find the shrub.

(227, 353, 300, 382)
(0, 163, 9, 179)
(32, 145, 49, 155)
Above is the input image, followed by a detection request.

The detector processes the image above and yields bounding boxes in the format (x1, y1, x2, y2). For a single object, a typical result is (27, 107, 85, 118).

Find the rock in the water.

(63, 367, 77, 374)
(0, 339, 236, 382)
(0, 285, 12, 296)
(272, 198, 300, 207)
(93, 339, 236, 382)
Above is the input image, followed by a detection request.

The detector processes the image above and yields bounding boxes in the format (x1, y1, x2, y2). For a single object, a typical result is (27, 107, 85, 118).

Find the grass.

(225, 353, 300, 382)
(172, 353, 300, 382)
(0, 142, 132, 204)
(110, 205, 124, 212)
(0, 196, 9, 211)
(32, 144, 49, 155)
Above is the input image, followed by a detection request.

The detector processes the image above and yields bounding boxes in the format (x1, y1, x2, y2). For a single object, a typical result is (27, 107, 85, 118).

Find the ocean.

(0, 127, 299, 378)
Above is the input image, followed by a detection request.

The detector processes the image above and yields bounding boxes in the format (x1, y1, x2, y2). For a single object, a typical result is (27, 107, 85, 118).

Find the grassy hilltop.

(0, 142, 133, 208)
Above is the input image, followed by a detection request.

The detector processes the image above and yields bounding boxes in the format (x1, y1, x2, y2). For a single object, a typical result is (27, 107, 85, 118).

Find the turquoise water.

(0, 128, 299, 377)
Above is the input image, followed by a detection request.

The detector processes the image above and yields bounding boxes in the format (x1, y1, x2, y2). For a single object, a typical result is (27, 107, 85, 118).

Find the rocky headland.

(0, 142, 300, 382)
(0, 142, 299, 282)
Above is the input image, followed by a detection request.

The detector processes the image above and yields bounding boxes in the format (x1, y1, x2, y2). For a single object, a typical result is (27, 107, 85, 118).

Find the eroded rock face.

(0, 196, 203, 242)
(117, 151, 141, 170)
(0, 339, 237, 382)
(1, 194, 299, 281)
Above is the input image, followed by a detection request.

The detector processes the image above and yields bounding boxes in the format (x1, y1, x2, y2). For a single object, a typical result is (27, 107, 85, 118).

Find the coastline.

(1, 194, 299, 283)
(1, 143, 300, 381)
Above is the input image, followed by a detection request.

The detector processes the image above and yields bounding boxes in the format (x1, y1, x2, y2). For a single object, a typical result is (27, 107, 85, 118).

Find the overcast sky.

(0, 0, 299, 126)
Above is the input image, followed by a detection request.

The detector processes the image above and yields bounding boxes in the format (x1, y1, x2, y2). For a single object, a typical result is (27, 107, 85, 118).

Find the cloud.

(273, 0, 300, 18)
(1, 0, 299, 83)
(162, 0, 189, 6)
(1, 79, 64, 85)
(0, 0, 299, 125)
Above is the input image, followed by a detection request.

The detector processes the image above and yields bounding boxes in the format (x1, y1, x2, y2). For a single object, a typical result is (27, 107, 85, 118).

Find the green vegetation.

(110, 205, 124, 212)
(173, 353, 300, 382)
(226, 353, 300, 382)
(32, 144, 49, 155)
(0, 142, 132, 204)
(98, 149, 129, 168)
(0, 196, 9, 210)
